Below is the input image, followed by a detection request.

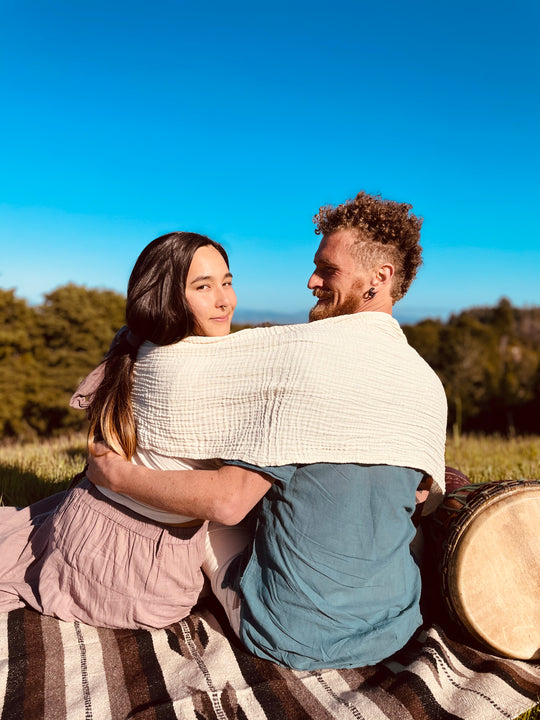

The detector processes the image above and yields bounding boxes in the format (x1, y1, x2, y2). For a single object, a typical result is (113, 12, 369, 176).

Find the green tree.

(405, 300, 540, 434)
(402, 318, 444, 372)
(2, 288, 539, 439)
(440, 314, 501, 431)
(0, 289, 42, 437)
(27, 284, 126, 436)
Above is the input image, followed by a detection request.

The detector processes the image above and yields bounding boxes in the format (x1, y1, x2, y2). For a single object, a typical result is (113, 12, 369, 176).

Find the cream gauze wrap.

(132, 313, 448, 513)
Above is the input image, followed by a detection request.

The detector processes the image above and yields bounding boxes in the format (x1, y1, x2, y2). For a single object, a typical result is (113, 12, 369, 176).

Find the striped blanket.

(1, 596, 538, 720)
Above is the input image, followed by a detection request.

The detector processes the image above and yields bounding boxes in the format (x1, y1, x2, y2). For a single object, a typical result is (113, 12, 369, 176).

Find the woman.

(0, 231, 236, 629)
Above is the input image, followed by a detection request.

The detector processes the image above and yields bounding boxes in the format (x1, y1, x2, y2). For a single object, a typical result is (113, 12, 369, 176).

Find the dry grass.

(0, 432, 87, 506)
(445, 434, 540, 484)
(2, 432, 540, 505)
(516, 703, 540, 720)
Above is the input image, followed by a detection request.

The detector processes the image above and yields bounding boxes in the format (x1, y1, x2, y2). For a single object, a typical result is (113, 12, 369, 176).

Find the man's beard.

(309, 286, 363, 322)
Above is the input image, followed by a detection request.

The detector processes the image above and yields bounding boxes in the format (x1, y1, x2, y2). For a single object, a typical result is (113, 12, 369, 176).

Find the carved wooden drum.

(430, 479, 540, 660)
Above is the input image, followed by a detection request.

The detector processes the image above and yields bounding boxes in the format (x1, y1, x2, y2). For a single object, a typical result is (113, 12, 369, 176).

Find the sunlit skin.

(307, 229, 394, 320)
(185, 245, 237, 337)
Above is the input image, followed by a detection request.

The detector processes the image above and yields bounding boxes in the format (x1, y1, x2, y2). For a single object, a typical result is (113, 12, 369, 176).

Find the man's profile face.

(308, 229, 370, 322)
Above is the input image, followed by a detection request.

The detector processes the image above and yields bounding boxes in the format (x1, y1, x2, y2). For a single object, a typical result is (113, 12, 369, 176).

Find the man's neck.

(354, 294, 393, 315)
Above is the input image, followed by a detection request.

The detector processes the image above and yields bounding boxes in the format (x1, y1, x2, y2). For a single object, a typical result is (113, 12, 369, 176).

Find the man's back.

(225, 462, 423, 670)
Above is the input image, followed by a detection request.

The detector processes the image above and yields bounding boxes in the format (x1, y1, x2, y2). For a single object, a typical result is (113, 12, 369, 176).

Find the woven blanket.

(1, 596, 538, 720)
(133, 314, 447, 509)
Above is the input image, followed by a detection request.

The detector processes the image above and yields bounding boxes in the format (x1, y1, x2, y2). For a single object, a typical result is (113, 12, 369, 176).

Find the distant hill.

(234, 305, 451, 327)
(232, 308, 309, 326)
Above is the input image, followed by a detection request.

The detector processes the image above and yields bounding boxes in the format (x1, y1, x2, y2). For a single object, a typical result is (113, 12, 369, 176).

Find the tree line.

(402, 298, 540, 435)
(1, 286, 539, 440)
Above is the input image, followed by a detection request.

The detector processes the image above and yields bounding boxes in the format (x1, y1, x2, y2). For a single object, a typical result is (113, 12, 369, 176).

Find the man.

(307, 191, 422, 320)
(87, 191, 446, 670)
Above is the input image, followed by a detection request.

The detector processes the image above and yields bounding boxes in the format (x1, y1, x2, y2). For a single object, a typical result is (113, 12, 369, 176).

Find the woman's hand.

(86, 443, 130, 493)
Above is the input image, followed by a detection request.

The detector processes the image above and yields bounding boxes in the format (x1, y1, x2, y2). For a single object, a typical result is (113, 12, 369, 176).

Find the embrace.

(0, 191, 447, 671)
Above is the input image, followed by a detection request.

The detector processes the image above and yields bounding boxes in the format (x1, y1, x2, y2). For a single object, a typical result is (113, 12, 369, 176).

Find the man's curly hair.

(313, 191, 423, 302)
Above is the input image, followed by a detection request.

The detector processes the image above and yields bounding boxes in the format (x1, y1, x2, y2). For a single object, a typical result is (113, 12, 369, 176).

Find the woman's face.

(185, 245, 237, 336)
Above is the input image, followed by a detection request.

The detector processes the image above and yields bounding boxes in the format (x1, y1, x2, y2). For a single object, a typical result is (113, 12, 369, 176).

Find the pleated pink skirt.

(0, 479, 208, 629)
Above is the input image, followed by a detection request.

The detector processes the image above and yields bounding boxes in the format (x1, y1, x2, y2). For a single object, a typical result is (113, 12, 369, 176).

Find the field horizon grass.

(1, 432, 540, 507)
(0, 432, 88, 506)
(445, 433, 540, 484)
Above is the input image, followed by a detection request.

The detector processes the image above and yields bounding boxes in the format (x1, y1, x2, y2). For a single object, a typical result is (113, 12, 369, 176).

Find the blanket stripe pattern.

(1, 599, 538, 720)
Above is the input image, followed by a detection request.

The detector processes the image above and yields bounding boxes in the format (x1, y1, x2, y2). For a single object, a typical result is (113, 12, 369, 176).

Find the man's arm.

(86, 444, 272, 525)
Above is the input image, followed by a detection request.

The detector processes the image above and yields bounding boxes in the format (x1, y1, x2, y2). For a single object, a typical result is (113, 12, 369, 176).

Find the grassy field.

(445, 434, 540, 484)
(1, 431, 539, 506)
(0, 432, 88, 506)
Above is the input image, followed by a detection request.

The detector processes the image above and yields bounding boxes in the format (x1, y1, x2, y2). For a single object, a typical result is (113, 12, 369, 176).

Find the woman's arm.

(86, 445, 272, 526)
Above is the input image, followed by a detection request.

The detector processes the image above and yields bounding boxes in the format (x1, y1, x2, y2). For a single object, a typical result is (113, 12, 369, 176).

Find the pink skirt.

(0, 479, 208, 629)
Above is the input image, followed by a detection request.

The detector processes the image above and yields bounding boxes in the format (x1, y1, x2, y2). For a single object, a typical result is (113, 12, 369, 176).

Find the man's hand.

(87, 443, 130, 493)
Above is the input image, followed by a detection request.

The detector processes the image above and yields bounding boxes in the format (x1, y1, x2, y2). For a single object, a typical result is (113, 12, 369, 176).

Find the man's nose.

(307, 272, 322, 289)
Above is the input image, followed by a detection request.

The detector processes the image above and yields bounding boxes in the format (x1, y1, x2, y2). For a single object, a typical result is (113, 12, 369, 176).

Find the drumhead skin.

(445, 482, 540, 660)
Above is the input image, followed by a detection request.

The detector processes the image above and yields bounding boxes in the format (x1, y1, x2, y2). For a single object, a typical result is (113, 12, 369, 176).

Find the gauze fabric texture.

(132, 313, 447, 513)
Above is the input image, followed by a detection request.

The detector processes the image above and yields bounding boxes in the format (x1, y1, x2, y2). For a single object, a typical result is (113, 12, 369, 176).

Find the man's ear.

(371, 263, 394, 289)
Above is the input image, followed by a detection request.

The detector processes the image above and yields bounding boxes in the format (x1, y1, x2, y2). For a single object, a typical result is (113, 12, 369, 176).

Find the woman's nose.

(215, 288, 229, 307)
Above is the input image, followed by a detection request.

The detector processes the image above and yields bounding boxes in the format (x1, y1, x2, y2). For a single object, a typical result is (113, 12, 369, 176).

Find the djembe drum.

(429, 479, 540, 660)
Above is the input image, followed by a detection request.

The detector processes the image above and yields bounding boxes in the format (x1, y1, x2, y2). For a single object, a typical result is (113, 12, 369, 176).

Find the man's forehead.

(315, 230, 356, 262)
(313, 244, 337, 265)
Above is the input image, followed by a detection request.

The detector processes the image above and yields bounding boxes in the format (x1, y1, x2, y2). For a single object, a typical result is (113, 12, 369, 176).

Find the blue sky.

(1, 0, 539, 325)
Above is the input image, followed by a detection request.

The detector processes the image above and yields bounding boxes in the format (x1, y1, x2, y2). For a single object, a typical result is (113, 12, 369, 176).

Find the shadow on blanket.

(0, 592, 538, 720)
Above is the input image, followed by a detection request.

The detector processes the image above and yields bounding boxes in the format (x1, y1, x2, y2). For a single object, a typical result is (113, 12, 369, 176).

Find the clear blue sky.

(1, 0, 539, 324)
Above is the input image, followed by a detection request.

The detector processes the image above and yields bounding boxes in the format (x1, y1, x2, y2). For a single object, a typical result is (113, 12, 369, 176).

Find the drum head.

(446, 483, 540, 660)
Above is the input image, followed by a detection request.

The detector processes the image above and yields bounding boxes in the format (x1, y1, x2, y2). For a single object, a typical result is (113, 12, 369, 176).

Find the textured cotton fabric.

(0, 480, 208, 628)
(133, 313, 447, 512)
(222, 462, 423, 669)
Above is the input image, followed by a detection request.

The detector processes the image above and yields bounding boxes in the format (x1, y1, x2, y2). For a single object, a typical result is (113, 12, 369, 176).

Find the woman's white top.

(96, 450, 221, 523)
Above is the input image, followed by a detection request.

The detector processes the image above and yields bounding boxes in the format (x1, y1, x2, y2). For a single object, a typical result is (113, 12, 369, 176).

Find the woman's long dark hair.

(87, 232, 230, 459)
